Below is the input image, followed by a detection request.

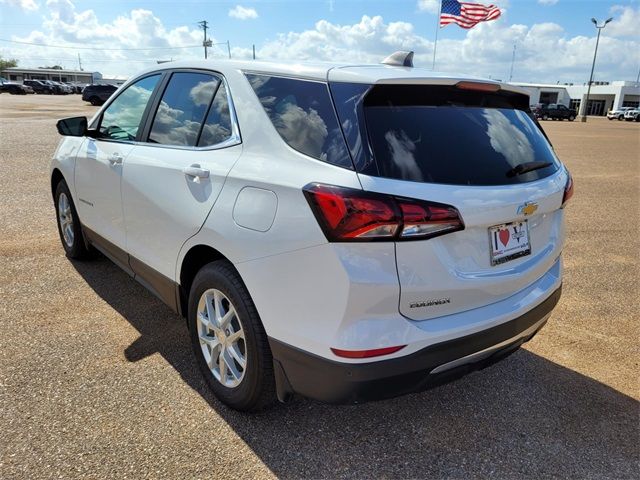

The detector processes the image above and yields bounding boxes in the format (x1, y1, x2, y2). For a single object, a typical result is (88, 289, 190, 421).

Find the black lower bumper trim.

(269, 286, 561, 404)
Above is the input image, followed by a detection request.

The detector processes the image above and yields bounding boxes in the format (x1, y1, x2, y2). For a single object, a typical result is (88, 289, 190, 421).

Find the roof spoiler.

(381, 51, 414, 68)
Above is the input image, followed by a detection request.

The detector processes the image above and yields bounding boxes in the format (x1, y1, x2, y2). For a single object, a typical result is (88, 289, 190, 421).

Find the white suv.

(51, 55, 572, 411)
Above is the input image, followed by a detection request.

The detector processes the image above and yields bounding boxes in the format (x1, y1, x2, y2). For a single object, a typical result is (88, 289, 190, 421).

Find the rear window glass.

(363, 85, 559, 185)
(246, 74, 352, 169)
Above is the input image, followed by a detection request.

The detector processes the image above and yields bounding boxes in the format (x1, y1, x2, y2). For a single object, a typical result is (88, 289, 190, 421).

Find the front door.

(74, 74, 162, 263)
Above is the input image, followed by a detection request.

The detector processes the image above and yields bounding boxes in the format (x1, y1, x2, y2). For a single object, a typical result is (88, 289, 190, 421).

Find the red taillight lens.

(562, 172, 574, 207)
(331, 345, 406, 359)
(303, 183, 464, 242)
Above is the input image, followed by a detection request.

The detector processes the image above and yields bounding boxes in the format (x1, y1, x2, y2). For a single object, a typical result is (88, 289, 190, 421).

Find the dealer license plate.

(489, 220, 531, 266)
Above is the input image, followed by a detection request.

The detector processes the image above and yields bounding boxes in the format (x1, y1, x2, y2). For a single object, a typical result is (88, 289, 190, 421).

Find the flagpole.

(432, 0, 442, 70)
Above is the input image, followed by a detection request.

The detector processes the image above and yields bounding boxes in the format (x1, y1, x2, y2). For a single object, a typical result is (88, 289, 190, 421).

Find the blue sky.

(1, 0, 639, 82)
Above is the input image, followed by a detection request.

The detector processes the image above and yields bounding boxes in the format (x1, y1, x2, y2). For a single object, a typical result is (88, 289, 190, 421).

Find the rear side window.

(363, 84, 559, 185)
(148, 72, 220, 147)
(198, 82, 233, 147)
(246, 74, 352, 169)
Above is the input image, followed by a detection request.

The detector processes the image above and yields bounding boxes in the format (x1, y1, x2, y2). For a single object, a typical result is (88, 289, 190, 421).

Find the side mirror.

(56, 116, 88, 137)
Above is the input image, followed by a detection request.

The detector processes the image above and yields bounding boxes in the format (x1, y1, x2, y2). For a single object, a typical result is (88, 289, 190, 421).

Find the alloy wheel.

(58, 192, 74, 248)
(196, 288, 247, 388)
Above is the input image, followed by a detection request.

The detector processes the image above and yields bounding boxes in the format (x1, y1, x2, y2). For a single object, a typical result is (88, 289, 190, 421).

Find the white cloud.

(417, 0, 439, 14)
(228, 5, 258, 20)
(607, 5, 640, 37)
(1, 0, 38, 11)
(4, 1, 639, 84)
(538, 0, 559, 5)
(5, 0, 205, 77)
(232, 14, 639, 83)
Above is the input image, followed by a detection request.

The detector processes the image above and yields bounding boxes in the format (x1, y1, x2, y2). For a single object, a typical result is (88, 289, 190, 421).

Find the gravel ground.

(1, 95, 638, 479)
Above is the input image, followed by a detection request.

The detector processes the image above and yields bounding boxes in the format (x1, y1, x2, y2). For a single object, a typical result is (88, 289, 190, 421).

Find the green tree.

(0, 56, 18, 71)
(42, 65, 63, 70)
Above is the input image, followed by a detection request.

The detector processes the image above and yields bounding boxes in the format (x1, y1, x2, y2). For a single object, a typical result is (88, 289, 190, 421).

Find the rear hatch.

(330, 77, 568, 320)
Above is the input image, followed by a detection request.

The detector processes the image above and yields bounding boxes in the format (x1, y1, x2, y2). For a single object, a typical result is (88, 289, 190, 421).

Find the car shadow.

(71, 257, 639, 479)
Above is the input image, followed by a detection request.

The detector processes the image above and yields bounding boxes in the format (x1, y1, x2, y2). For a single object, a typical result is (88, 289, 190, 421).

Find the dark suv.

(23, 79, 55, 94)
(82, 84, 118, 105)
(533, 103, 577, 121)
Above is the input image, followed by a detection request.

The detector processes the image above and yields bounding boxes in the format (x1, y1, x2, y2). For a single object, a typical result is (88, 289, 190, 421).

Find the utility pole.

(252, 44, 256, 60)
(227, 40, 231, 59)
(508, 44, 516, 82)
(198, 20, 209, 59)
(77, 53, 83, 71)
(580, 17, 613, 122)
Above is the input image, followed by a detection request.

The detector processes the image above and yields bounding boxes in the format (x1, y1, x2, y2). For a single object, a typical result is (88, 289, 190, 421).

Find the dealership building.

(512, 80, 640, 116)
(0, 67, 102, 84)
(0, 66, 127, 86)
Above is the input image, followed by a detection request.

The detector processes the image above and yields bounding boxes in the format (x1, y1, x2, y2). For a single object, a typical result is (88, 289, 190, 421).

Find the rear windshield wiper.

(506, 161, 552, 178)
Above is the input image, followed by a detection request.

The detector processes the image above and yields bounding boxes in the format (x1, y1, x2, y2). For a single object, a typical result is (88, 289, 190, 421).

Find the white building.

(511, 80, 640, 116)
(0, 67, 100, 84)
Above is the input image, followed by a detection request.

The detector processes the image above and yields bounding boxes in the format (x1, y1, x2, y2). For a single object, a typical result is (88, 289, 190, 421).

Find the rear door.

(122, 70, 241, 281)
(332, 81, 568, 320)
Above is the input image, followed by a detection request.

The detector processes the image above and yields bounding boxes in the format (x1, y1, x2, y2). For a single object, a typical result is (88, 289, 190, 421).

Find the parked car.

(0, 77, 31, 94)
(23, 79, 55, 94)
(52, 81, 72, 94)
(533, 103, 577, 121)
(623, 108, 640, 122)
(51, 56, 571, 411)
(64, 82, 85, 94)
(81, 83, 118, 105)
(607, 106, 634, 120)
(40, 80, 64, 94)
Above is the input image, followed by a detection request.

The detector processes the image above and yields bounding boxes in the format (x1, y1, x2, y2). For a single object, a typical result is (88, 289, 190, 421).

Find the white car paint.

(50, 58, 568, 369)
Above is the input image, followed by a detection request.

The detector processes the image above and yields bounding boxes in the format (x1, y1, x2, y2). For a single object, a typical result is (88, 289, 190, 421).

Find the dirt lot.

(1, 94, 638, 479)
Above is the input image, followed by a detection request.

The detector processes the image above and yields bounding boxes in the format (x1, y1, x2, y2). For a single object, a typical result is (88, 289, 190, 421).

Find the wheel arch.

(51, 168, 65, 199)
(178, 244, 231, 318)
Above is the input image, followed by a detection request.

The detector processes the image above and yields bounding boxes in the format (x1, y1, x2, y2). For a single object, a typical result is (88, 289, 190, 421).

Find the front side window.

(99, 74, 160, 141)
(148, 72, 222, 147)
(246, 74, 352, 169)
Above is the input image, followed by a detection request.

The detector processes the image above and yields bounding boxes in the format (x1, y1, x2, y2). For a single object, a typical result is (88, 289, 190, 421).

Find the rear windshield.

(362, 85, 559, 185)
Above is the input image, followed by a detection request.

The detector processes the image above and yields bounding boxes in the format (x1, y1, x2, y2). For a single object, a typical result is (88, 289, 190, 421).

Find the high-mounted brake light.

(331, 345, 406, 359)
(562, 172, 574, 207)
(455, 81, 501, 92)
(303, 184, 464, 242)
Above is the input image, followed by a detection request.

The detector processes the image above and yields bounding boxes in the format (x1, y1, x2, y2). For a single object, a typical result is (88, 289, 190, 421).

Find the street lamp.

(580, 17, 613, 122)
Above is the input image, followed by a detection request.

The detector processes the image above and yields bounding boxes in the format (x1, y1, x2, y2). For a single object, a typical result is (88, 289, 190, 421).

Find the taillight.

(303, 183, 464, 242)
(562, 172, 574, 207)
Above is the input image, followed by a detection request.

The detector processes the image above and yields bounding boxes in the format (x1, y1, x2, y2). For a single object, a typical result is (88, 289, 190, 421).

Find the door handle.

(108, 153, 123, 165)
(182, 165, 210, 179)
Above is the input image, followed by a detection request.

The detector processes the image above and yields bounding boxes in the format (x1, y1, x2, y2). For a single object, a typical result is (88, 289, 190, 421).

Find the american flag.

(440, 0, 502, 29)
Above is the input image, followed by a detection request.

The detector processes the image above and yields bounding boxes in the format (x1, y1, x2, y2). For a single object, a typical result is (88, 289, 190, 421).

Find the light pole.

(580, 17, 613, 122)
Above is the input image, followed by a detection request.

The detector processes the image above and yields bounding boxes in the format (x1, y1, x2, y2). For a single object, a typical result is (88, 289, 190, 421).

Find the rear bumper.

(270, 285, 561, 404)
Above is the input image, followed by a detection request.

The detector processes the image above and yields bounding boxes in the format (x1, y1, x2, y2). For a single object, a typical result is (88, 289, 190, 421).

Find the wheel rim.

(196, 289, 246, 388)
(58, 192, 74, 248)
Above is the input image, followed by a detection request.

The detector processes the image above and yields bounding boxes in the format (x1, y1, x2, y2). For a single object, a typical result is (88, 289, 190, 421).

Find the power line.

(0, 38, 200, 51)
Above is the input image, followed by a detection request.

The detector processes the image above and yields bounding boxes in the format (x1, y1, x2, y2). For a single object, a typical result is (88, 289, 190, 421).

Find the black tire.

(617, 116, 623, 121)
(542, 114, 549, 120)
(54, 179, 92, 259)
(188, 260, 276, 411)
(89, 96, 100, 106)
(568, 115, 575, 121)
